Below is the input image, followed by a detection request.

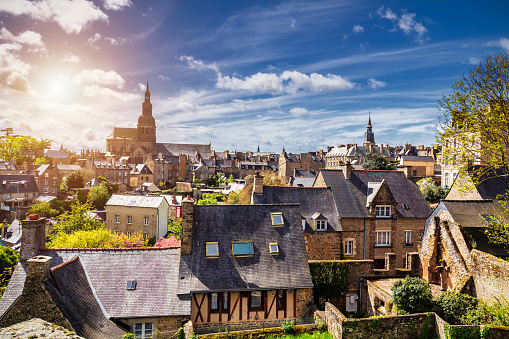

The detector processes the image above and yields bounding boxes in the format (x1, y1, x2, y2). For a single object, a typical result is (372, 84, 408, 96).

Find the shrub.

(391, 276, 433, 314)
(282, 318, 294, 334)
(435, 291, 479, 324)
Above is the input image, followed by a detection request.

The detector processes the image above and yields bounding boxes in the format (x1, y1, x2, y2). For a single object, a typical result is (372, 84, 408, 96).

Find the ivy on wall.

(308, 261, 349, 307)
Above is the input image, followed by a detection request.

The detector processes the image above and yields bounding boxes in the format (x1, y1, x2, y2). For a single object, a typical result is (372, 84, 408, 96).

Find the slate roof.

(132, 164, 153, 175)
(325, 145, 391, 158)
(426, 200, 508, 257)
(56, 164, 81, 172)
(44, 257, 126, 339)
(44, 149, 68, 159)
(317, 169, 431, 218)
(291, 177, 316, 187)
(0, 175, 39, 194)
(106, 194, 167, 209)
(252, 186, 339, 231)
(0, 162, 17, 171)
(153, 143, 212, 158)
(39, 248, 190, 318)
(400, 156, 435, 162)
(178, 204, 313, 294)
(0, 262, 28, 318)
(107, 127, 137, 139)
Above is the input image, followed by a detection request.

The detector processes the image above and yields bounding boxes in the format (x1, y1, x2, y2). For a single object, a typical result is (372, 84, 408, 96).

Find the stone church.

(106, 82, 211, 164)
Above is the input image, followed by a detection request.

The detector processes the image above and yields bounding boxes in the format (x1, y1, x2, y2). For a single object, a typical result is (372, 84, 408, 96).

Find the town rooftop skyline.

(0, 0, 508, 153)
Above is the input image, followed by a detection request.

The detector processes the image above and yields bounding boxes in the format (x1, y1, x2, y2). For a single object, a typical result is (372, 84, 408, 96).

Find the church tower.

(364, 114, 375, 146)
(137, 80, 156, 153)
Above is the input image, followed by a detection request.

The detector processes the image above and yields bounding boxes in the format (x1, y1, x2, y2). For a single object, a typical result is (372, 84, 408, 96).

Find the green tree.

(87, 184, 110, 210)
(416, 177, 449, 204)
(362, 153, 395, 170)
(63, 170, 85, 190)
(29, 201, 60, 218)
(391, 276, 433, 314)
(434, 291, 480, 325)
(225, 191, 240, 204)
(53, 201, 104, 235)
(0, 246, 19, 296)
(0, 130, 52, 165)
(168, 217, 182, 238)
(197, 192, 222, 205)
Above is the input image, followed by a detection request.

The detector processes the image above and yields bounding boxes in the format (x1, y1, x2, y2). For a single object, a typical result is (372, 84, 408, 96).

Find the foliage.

(52, 201, 104, 235)
(484, 190, 509, 248)
(225, 191, 240, 204)
(96, 176, 119, 195)
(176, 327, 185, 339)
(154, 236, 181, 248)
(48, 228, 149, 248)
(416, 177, 449, 204)
(438, 52, 509, 175)
(0, 246, 19, 276)
(167, 217, 182, 238)
(112, 232, 148, 248)
(197, 192, 224, 205)
(0, 129, 51, 165)
(62, 170, 85, 191)
(236, 183, 253, 205)
(313, 314, 326, 331)
(282, 318, 294, 334)
(87, 184, 110, 210)
(29, 201, 60, 218)
(472, 296, 509, 327)
(361, 153, 395, 170)
(391, 276, 433, 314)
(434, 291, 480, 325)
(76, 189, 87, 204)
(308, 261, 348, 308)
(227, 174, 235, 183)
(34, 157, 48, 165)
(122, 333, 134, 339)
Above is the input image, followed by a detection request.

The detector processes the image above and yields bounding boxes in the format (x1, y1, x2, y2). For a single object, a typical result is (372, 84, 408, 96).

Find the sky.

(0, 0, 508, 154)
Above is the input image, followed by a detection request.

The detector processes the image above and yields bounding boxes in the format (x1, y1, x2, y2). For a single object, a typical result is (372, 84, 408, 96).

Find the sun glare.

(46, 75, 73, 101)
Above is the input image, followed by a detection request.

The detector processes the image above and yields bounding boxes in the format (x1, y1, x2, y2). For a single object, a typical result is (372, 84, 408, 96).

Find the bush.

(282, 318, 294, 334)
(391, 276, 433, 314)
(434, 291, 479, 324)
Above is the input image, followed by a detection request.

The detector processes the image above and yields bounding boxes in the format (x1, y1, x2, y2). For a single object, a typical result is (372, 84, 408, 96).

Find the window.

(45, 173, 49, 177)
(375, 206, 391, 218)
(144, 216, 149, 225)
(206, 242, 219, 258)
(127, 216, 132, 224)
(344, 240, 353, 255)
(44, 188, 48, 194)
(301, 219, 306, 230)
(375, 231, 391, 246)
(44, 179, 48, 185)
(210, 292, 219, 311)
(127, 231, 132, 238)
(315, 220, 327, 230)
(115, 215, 120, 223)
(404, 231, 412, 245)
(143, 233, 149, 240)
(269, 242, 279, 255)
(271, 212, 284, 227)
(114, 230, 120, 235)
(133, 323, 153, 339)
(126, 280, 136, 290)
(445, 173, 449, 186)
(250, 291, 264, 311)
(232, 242, 253, 256)
(277, 289, 286, 310)
(210, 292, 229, 313)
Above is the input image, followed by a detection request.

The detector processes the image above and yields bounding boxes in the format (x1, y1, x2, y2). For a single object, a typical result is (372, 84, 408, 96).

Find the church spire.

(367, 112, 372, 127)
(364, 113, 375, 145)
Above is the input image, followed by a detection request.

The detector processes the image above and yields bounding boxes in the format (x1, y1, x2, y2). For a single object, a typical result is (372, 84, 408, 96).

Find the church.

(106, 82, 212, 164)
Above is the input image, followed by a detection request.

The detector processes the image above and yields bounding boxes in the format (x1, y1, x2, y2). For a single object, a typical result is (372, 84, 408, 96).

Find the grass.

(265, 331, 333, 339)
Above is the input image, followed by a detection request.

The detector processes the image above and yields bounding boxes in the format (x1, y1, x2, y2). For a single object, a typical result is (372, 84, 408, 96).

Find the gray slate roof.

(153, 143, 212, 158)
(45, 257, 126, 338)
(0, 262, 27, 318)
(178, 204, 313, 294)
(252, 187, 339, 231)
(318, 169, 431, 218)
(400, 156, 435, 162)
(39, 248, 190, 318)
(0, 175, 39, 194)
(105, 194, 167, 208)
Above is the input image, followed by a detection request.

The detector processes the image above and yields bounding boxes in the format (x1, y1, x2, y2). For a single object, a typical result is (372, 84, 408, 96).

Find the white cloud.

(290, 18, 297, 29)
(217, 72, 284, 93)
(0, 43, 31, 91)
(179, 55, 219, 73)
(73, 69, 125, 89)
(158, 74, 170, 81)
(368, 78, 387, 89)
(289, 107, 309, 117)
(487, 37, 509, 51)
(103, 0, 132, 11)
(0, 0, 109, 34)
(468, 57, 481, 65)
(87, 33, 102, 48)
(82, 84, 139, 102)
(61, 53, 80, 63)
(0, 28, 46, 53)
(376, 6, 428, 44)
(105, 37, 127, 46)
(352, 25, 364, 34)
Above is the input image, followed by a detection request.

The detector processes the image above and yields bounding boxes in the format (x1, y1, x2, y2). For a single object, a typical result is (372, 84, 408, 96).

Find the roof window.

(126, 280, 137, 290)
(269, 243, 279, 255)
(232, 242, 254, 257)
(271, 213, 284, 227)
(206, 242, 219, 258)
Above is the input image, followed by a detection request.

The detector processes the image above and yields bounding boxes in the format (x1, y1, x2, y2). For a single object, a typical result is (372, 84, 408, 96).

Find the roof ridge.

(51, 255, 79, 272)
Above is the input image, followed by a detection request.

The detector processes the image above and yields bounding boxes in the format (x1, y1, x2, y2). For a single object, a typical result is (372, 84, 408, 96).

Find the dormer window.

(271, 213, 284, 227)
(311, 212, 327, 231)
(375, 206, 391, 218)
(206, 242, 219, 258)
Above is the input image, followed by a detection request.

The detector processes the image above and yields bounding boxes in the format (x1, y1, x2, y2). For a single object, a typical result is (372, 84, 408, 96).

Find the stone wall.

(325, 302, 346, 339)
(468, 249, 509, 303)
(20, 218, 46, 262)
(304, 232, 343, 260)
(158, 315, 191, 337)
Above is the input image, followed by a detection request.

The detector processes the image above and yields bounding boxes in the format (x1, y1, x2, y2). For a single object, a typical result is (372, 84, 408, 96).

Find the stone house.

(105, 194, 169, 240)
(398, 156, 435, 179)
(84, 158, 133, 185)
(0, 175, 39, 221)
(278, 151, 325, 182)
(178, 198, 314, 333)
(313, 165, 431, 268)
(34, 164, 60, 195)
(130, 164, 155, 189)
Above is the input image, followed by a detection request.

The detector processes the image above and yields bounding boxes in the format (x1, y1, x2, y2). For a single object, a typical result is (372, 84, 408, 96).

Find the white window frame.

(127, 215, 132, 224)
(375, 205, 391, 218)
(115, 215, 120, 224)
(144, 216, 149, 226)
(404, 230, 412, 245)
(375, 231, 391, 246)
(43, 188, 48, 194)
(315, 220, 327, 231)
(344, 240, 353, 256)
(133, 322, 153, 339)
(127, 231, 132, 238)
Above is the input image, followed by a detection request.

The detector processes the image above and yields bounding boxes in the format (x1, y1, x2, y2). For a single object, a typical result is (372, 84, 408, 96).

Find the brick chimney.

(180, 196, 195, 256)
(341, 162, 352, 179)
(20, 218, 46, 262)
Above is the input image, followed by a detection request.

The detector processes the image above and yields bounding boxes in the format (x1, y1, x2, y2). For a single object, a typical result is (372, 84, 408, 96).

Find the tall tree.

(0, 130, 52, 165)
(361, 153, 395, 170)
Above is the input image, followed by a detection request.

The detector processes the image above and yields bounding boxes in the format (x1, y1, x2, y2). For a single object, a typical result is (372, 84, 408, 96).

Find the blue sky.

(0, 0, 508, 153)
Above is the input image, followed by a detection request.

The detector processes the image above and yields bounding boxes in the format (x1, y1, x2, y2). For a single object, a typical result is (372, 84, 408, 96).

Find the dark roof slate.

(0, 263, 27, 318)
(318, 169, 431, 218)
(0, 175, 39, 194)
(45, 257, 126, 339)
(39, 248, 190, 318)
(252, 187, 339, 231)
(178, 204, 312, 294)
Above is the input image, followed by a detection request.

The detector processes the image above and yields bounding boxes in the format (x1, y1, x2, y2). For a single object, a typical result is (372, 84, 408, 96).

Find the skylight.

(271, 213, 284, 227)
(232, 242, 254, 256)
(269, 243, 279, 255)
(126, 280, 137, 290)
(206, 242, 219, 258)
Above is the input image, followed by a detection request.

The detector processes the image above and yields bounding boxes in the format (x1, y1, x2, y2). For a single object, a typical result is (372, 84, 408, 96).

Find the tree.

(438, 52, 509, 175)
(391, 276, 433, 314)
(87, 184, 110, 210)
(416, 177, 449, 204)
(361, 153, 395, 170)
(0, 246, 19, 296)
(434, 291, 480, 325)
(52, 201, 104, 235)
(29, 201, 60, 218)
(0, 130, 52, 165)
(168, 217, 182, 238)
(62, 170, 85, 190)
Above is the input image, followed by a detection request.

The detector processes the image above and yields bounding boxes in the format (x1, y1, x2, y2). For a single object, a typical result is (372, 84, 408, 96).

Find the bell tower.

(364, 114, 375, 146)
(137, 80, 156, 153)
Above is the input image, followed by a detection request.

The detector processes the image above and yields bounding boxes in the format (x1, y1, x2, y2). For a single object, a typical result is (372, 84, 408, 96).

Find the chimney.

(180, 195, 195, 256)
(341, 162, 352, 179)
(402, 166, 413, 178)
(252, 173, 264, 195)
(385, 253, 396, 271)
(368, 144, 373, 153)
(111, 157, 116, 166)
(27, 255, 52, 283)
(20, 218, 46, 262)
